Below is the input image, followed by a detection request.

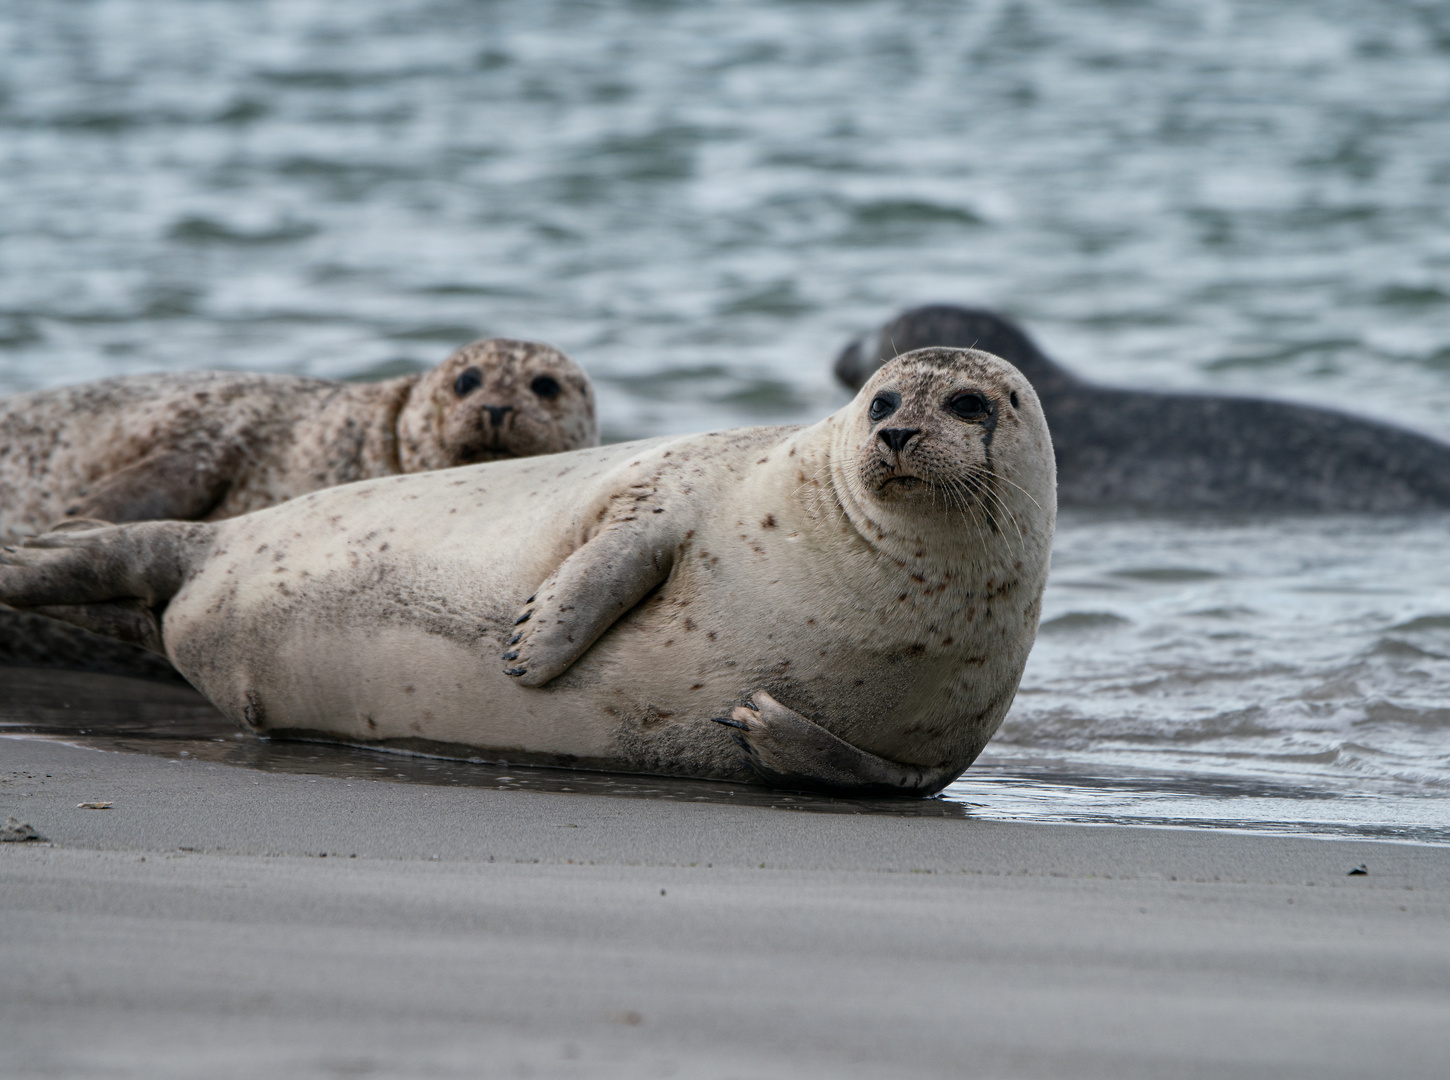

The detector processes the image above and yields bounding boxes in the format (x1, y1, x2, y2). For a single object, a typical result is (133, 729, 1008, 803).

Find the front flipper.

(502, 517, 679, 687)
(715, 691, 962, 798)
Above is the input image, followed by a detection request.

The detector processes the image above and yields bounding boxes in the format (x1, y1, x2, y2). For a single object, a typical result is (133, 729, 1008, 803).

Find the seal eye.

(868, 393, 899, 424)
(949, 392, 989, 420)
(531, 375, 561, 400)
(453, 367, 483, 397)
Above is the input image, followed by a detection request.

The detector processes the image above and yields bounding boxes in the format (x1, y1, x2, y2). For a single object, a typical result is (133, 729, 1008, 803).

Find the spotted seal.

(0, 337, 598, 543)
(0, 348, 1055, 796)
(836, 305, 1450, 512)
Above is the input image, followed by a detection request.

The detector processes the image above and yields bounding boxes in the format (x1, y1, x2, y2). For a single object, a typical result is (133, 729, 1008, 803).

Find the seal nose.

(482, 404, 513, 427)
(878, 428, 920, 453)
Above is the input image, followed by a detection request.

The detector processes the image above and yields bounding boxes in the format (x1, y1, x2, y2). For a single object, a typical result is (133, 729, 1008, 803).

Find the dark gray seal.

(836, 305, 1450, 512)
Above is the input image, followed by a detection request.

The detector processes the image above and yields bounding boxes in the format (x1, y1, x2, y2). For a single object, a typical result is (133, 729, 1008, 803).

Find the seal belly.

(162, 440, 673, 763)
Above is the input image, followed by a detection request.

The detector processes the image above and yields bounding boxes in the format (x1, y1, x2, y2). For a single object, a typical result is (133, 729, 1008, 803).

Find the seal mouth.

(878, 474, 926, 491)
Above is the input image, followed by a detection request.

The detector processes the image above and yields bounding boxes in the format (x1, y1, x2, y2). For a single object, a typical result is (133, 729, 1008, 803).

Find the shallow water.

(3, 0, 1450, 838)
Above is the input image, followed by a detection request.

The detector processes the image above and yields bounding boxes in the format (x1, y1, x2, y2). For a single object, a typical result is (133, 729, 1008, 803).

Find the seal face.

(397, 338, 598, 471)
(836, 305, 1450, 512)
(846, 352, 1010, 516)
(0, 348, 1055, 797)
(0, 337, 598, 543)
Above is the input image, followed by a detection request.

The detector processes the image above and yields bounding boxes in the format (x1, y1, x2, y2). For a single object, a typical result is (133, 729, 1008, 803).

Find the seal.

(0, 337, 598, 543)
(0, 348, 1055, 796)
(836, 305, 1450, 512)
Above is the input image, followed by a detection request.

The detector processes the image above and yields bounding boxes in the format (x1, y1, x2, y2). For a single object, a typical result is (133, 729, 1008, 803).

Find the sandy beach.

(3, 731, 1448, 1080)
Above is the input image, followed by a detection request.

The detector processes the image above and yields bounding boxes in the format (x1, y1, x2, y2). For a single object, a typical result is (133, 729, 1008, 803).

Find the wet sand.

(4, 713, 1449, 1079)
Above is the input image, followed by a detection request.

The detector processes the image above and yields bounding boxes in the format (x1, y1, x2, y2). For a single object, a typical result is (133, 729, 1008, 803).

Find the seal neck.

(393, 375, 441, 473)
(305, 377, 413, 481)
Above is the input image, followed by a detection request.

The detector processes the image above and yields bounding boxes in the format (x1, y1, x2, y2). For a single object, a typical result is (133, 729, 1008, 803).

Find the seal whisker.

(943, 478, 990, 552)
(945, 475, 991, 550)
(929, 471, 988, 552)
(959, 470, 1027, 555)
(965, 464, 1043, 513)
(949, 471, 1025, 558)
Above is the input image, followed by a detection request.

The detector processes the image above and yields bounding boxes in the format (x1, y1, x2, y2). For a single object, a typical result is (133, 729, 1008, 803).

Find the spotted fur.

(0, 348, 1055, 795)
(0, 338, 597, 543)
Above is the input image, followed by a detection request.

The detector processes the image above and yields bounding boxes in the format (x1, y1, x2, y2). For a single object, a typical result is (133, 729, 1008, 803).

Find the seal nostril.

(483, 404, 513, 427)
(878, 428, 919, 453)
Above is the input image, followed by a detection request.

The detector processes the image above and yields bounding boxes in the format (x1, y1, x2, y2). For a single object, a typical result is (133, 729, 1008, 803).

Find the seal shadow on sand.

(0, 668, 970, 818)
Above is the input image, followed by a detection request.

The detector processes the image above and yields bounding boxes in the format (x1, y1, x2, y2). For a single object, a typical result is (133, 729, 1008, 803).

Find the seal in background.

(0, 337, 598, 543)
(836, 305, 1450, 512)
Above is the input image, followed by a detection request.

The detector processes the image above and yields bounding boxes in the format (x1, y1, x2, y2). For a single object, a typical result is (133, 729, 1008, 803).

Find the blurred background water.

(3, 0, 1449, 840)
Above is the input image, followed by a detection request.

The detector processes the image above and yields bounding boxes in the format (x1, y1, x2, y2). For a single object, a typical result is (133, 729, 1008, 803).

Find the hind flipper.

(714, 690, 962, 798)
(0, 520, 214, 610)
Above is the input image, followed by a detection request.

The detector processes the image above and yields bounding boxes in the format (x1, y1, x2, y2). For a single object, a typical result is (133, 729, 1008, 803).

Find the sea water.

(3, 0, 1449, 840)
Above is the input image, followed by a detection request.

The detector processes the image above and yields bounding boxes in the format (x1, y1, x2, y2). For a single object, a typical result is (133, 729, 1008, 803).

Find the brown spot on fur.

(761, 514, 776, 529)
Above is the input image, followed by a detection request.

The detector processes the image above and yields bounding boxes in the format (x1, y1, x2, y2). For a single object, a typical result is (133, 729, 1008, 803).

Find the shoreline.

(6, 664, 1447, 845)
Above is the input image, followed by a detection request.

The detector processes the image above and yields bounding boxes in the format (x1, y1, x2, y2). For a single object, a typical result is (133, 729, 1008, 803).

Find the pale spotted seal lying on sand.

(836, 305, 1450, 512)
(0, 348, 1055, 795)
(0, 337, 597, 543)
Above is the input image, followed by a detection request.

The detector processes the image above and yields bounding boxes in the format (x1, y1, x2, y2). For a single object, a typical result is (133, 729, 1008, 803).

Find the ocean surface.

(3, 0, 1449, 840)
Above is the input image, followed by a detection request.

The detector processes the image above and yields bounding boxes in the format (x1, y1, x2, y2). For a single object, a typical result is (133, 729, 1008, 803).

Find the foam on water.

(2, 0, 1449, 835)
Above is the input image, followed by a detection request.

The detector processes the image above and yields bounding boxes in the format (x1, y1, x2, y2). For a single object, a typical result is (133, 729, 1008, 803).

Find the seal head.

(835, 347, 1053, 560)
(397, 338, 598, 470)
